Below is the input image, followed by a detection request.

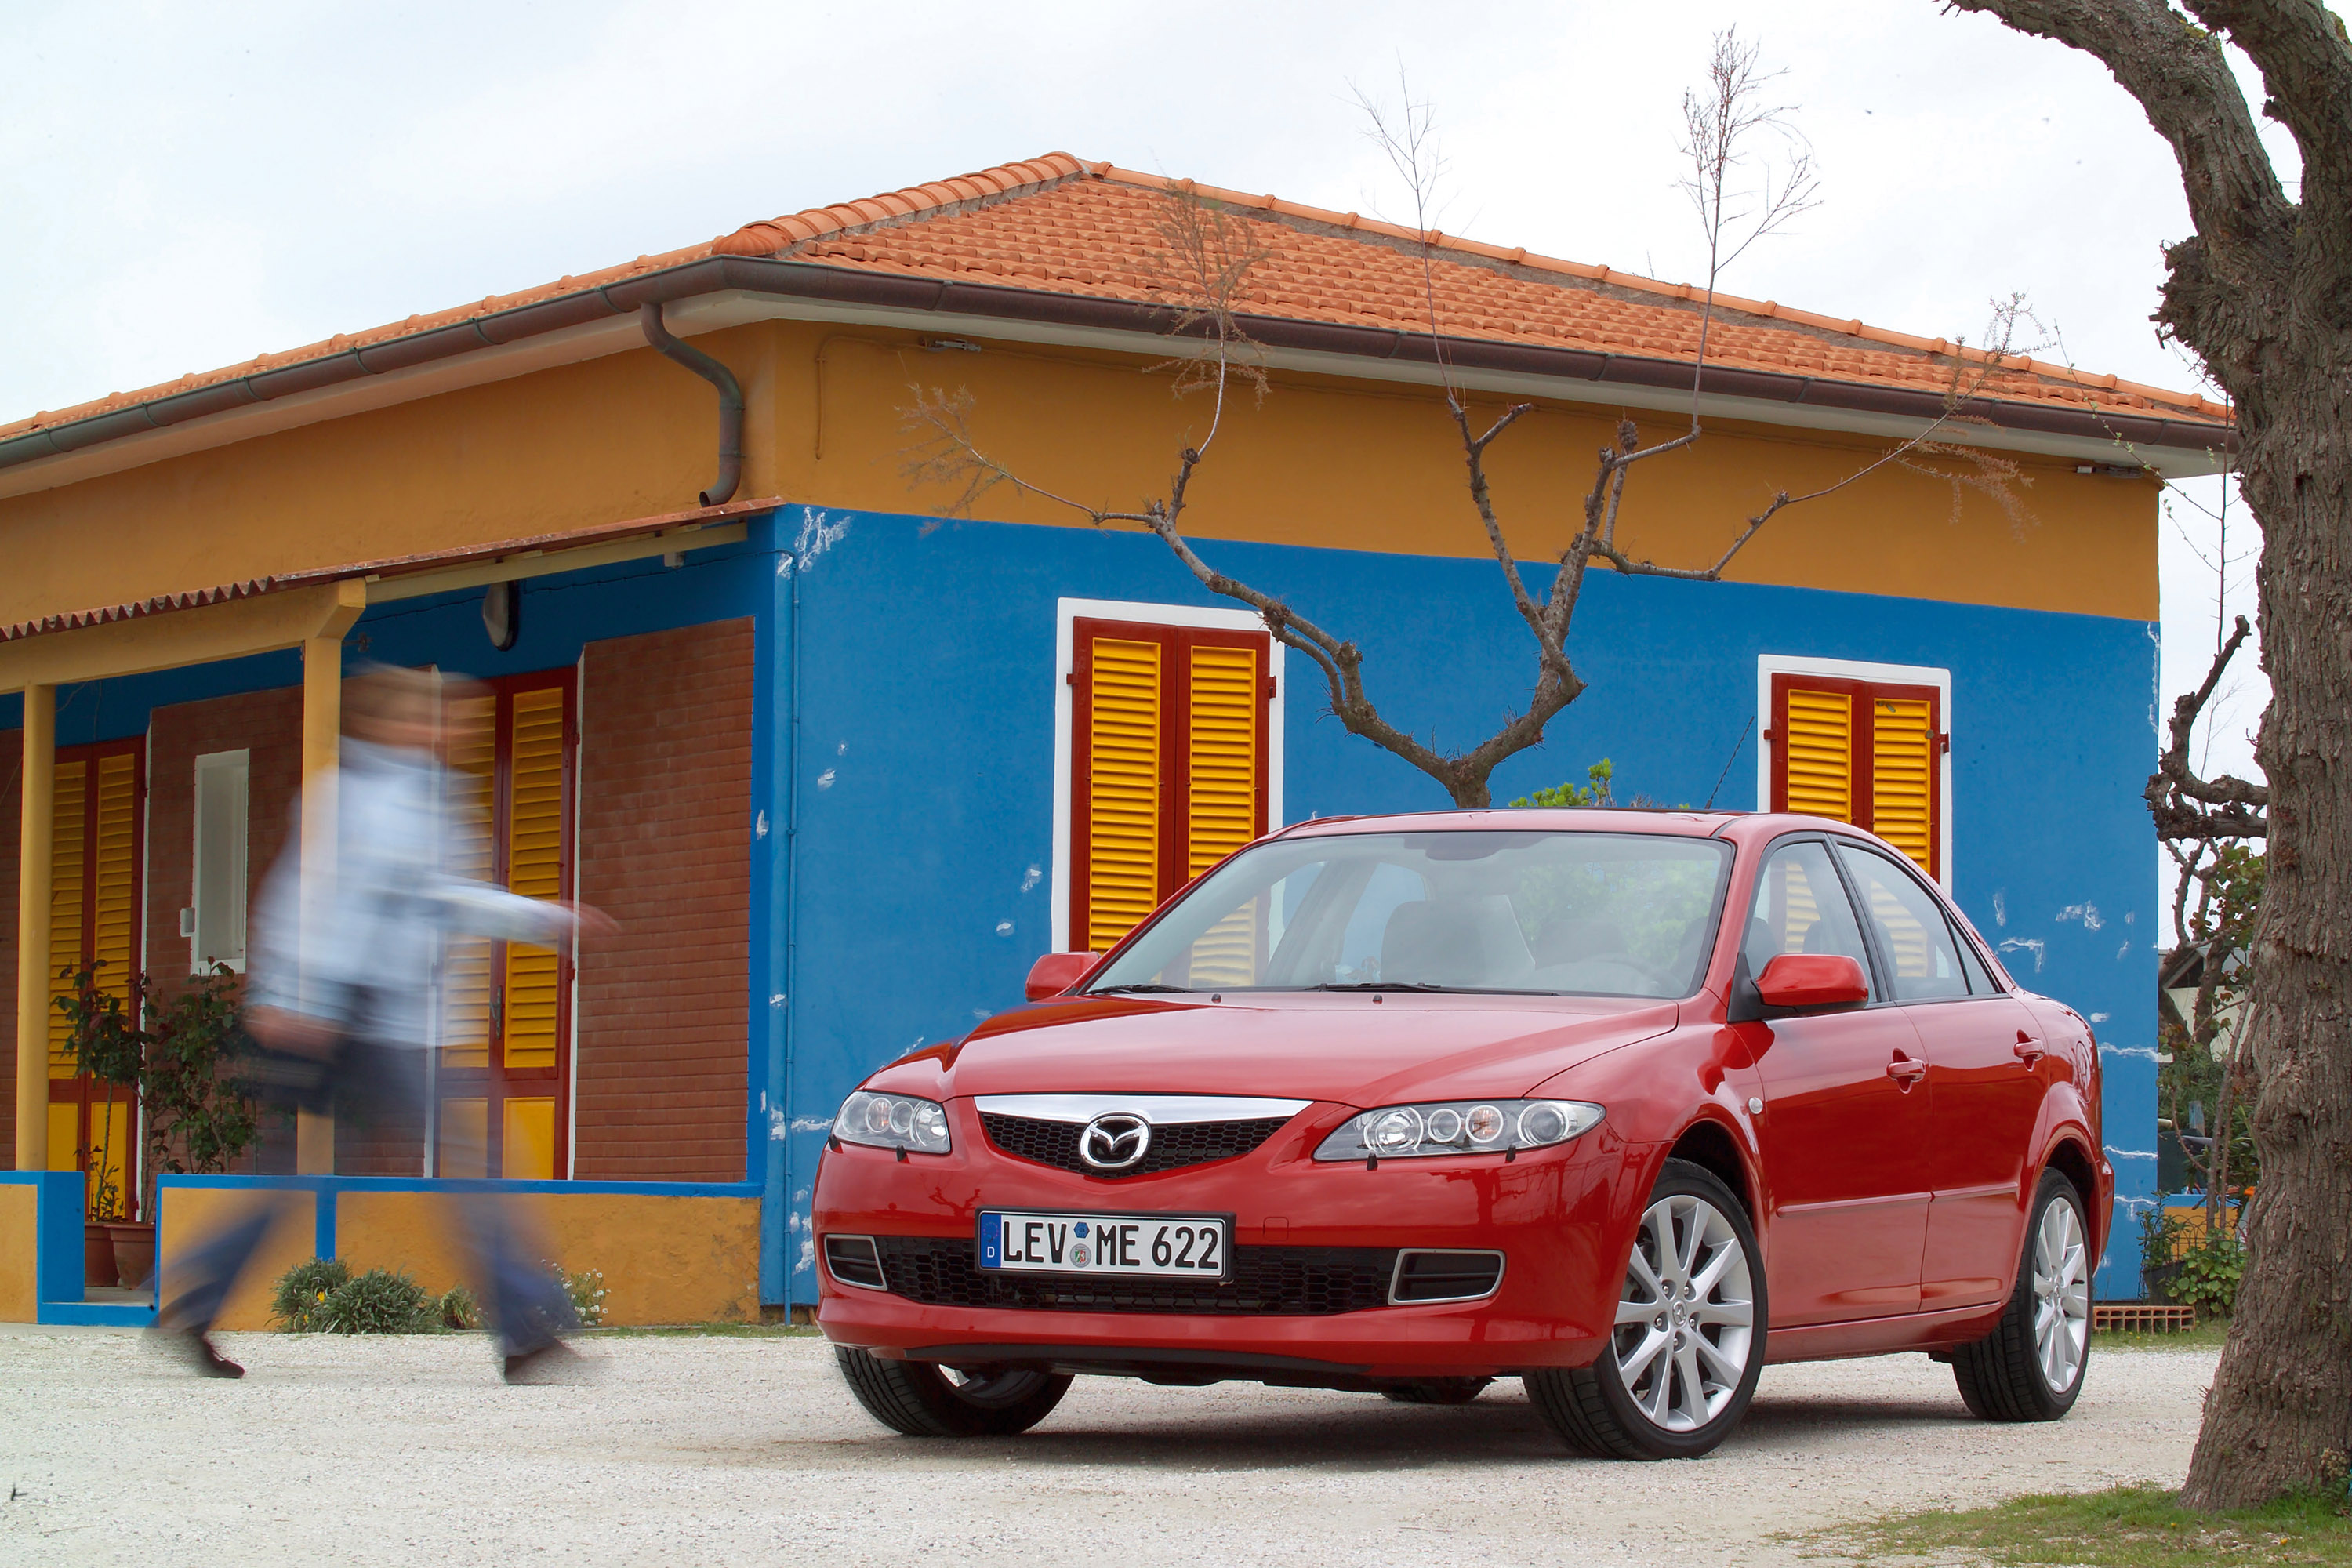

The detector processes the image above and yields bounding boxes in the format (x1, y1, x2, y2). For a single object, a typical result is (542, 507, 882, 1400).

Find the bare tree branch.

(1678, 28, 1820, 427)
(898, 33, 2017, 809)
(2149, 612, 2271, 840)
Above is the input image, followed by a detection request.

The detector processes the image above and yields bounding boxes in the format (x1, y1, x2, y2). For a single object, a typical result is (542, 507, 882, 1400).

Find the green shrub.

(270, 1258, 442, 1333)
(556, 1264, 608, 1328)
(438, 1284, 482, 1330)
(270, 1257, 353, 1331)
(2167, 1233, 2247, 1318)
(318, 1268, 435, 1334)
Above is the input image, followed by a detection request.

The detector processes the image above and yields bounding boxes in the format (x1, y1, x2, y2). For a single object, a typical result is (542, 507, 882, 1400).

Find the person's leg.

(152, 1189, 299, 1376)
(414, 1052, 579, 1375)
(449, 1188, 579, 1374)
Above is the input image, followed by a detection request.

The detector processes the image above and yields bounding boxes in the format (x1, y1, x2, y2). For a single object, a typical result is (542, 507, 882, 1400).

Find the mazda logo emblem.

(1079, 1112, 1152, 1171)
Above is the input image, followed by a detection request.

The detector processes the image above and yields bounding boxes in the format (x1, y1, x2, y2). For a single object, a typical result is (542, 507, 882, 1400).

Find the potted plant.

(56, 960, 143, 1287)
(135, 964, 262, 1286)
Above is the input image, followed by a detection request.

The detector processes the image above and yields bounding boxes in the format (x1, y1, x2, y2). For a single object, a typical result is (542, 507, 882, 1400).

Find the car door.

(1740, 838, 1933, 1327)
(1834, 844, 2047, 1310)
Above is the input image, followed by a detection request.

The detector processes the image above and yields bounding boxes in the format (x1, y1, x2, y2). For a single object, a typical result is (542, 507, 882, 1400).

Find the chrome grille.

(981, 1114, 1293, 1178)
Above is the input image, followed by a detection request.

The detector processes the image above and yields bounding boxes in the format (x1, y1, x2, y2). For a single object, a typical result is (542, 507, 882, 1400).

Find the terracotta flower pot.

(107, 1222, 156, 1292)
(84, 1222, 120, 1288)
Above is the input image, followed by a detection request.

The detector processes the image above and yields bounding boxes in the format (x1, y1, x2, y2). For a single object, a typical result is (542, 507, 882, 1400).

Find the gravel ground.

(0, 1327, 2216, 1567)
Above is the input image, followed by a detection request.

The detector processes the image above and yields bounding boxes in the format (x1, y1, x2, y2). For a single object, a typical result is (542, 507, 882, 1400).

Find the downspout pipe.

(640, 302, 744, 506)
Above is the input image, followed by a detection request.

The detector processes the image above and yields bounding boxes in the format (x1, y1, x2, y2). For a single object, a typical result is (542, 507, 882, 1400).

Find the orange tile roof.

(1, 153, 2227, 456)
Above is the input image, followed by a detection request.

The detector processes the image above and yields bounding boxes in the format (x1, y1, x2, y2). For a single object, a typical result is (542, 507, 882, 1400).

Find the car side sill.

(1763, 1301, 2009, 1365)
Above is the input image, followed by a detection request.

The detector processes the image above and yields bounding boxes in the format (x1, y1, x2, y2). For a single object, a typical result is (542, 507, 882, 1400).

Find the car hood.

(872, 993, 1681, 1109)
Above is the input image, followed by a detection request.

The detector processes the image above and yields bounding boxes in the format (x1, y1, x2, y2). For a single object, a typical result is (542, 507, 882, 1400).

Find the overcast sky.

(5, 0, 2284, 905)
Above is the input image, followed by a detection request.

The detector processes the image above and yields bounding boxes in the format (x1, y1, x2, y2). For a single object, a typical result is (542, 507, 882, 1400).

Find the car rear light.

(823, 1235, 887, 1291)
(1389, 1249, 1505, 1304)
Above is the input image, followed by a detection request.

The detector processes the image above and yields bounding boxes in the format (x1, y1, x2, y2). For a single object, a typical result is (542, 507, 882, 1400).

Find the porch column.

(13, 686, 53, 1170)
(295, 636, 341, 1175)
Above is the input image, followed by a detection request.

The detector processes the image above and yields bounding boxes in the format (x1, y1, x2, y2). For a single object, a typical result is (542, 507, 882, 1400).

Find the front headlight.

(833, 1091, 953, 1155)
(1312, 1098, 1604, 1161)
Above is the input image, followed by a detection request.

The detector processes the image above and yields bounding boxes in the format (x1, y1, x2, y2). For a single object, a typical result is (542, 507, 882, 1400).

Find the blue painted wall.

(2, 503, 2158, 1304)
(773, 506, 2158, 1301)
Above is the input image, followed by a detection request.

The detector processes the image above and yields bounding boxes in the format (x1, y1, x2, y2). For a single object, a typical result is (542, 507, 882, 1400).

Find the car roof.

(1271, 808, 1875, 849)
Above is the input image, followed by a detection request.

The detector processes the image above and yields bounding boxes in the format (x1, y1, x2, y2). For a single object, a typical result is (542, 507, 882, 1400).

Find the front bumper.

(812, 1100, 1646, 1382)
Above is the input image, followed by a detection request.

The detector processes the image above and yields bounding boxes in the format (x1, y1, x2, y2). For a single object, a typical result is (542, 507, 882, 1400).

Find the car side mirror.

(1025, 951, 1101, 1001)
(1754, 953, 1870, 1013)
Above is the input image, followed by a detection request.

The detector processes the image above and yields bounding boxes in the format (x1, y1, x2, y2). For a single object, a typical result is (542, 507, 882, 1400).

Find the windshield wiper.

(1304, 981, 1461, 993)
(1086, 983, 1194, 994)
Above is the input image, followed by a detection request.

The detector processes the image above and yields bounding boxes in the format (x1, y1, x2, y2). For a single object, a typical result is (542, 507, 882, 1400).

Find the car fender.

(1526, 1022, 1770, 1283)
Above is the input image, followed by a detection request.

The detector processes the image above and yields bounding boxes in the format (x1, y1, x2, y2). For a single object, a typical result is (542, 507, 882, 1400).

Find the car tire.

(1951, 1167, 2091, 1422)
(1378, 1377, 1494, 1405)
(834, 1346, 1073, 1436)
(1526, 1158, 1767, 1461)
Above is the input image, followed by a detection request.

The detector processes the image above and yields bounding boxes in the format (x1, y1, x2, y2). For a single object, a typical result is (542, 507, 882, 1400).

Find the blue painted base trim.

(38, 1301, 157, 1328)
(149, 1175, 764, 1279)
(159, 1176, 761, 1197)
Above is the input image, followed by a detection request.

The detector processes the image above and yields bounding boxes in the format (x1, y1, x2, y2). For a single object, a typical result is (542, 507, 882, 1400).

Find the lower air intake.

(1389, 1249, 1505, 1304)
(823, 1234, 887, 1290)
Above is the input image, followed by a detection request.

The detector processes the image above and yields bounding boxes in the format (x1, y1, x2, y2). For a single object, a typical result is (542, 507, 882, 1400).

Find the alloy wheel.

(1613, 1192, 1757, 1432)
(2032, 1198, 2090, 1394)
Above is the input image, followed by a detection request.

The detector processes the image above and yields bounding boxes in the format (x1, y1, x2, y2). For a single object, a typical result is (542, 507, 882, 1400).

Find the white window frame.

(188, 748, 251, 973)
(1755, 653, 1954, 891)
(1051, 597, 1287, 953)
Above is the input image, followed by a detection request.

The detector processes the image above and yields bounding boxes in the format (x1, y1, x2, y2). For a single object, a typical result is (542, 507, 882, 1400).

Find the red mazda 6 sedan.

(813, 810, 2111, 1458)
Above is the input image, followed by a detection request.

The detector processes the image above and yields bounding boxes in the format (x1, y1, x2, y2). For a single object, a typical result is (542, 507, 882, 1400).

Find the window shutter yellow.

(1870, 697, 1936, 876)
(1184, 645, 1263, 985)
(92, 753, 138, 1012)
(1086, 637, 1163, 952)
(441, 693, 497, 1070)
(46, 760, 87, 1076)
(500, 686, 567, 1075)
(1782, 688, 1853, 822)
(1185, 644, 1260, 878)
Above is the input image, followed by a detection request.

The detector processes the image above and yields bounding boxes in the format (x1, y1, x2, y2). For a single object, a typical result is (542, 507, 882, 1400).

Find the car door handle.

(2013, 1031, 2045, 1065)
(1886, 1052, 1928, 1086)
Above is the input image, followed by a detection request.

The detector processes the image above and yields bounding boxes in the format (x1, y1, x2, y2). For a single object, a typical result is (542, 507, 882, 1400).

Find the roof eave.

(0, 256, 2236, 483)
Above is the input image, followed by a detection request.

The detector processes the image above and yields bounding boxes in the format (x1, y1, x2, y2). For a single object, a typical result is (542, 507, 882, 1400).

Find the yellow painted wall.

(155, 1185, 318, 1331)
(0, 1185, 35, 1323)
(0, 318, 2157, 627)
(151, 1189, 760, 1330)
(332, 1192, 760, 1329)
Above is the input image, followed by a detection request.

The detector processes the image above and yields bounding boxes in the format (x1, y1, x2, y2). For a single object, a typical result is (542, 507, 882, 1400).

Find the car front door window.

(1741, 840, 1932, 1327)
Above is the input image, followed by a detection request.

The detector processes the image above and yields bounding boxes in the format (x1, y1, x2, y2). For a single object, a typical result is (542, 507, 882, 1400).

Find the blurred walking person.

(151, 664, 610, 1381)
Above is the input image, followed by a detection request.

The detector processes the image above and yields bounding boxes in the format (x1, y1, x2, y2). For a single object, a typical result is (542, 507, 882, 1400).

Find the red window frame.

(49, 737, 147, 1218)
(1068, 618, 1272, 952)
(1766, 672, 1945, 880)
(433, 669, 578, 1181)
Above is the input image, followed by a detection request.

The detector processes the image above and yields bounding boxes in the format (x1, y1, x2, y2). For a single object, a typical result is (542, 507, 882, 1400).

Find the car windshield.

(1084, 829, 1733, 998)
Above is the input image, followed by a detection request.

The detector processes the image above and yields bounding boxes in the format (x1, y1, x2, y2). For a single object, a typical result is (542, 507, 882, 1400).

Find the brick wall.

(143, 688, 314, 1174)
(0, 730, 17, 1170)
(574, 619, 753, 1181)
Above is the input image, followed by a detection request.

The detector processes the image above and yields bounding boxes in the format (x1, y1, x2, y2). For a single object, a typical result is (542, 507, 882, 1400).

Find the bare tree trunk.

(2183, 390, 2352, 1504)
(1943, 0, 2352, 1507)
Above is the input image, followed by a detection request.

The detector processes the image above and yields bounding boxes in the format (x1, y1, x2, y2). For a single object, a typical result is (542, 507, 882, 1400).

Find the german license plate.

(978, 1210, 1229, 1279)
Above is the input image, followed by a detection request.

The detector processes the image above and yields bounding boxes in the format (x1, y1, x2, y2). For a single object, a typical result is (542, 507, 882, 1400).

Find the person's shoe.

(501, 1340, 583, 1385)
(147, 1326, 244, 1378)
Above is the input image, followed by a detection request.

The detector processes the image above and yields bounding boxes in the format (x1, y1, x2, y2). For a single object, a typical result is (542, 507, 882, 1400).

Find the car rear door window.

(1951, 920, 1999, 994)
(1834, 845, 1969, 1002)
(1744, 840, 1878, 999)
